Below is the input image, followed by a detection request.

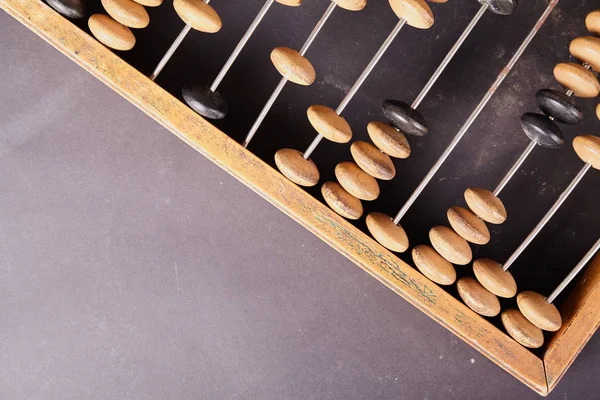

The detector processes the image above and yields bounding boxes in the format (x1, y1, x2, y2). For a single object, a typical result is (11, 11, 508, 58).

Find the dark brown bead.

(535, 89, 583, 125)
(520, 113, 564, 149)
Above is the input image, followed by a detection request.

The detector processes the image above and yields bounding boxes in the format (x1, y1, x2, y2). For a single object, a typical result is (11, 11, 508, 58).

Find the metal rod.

(150, 0, 212, 81)
(392, 0, 560, 225)
(299, 2, 337, 56)
(411, 3, 488, 109)
(503, 162, 592, 271)
(493, 140, 537, 197)
(243, 77, 288, 147)
(547, 237, 600, 304)
(150, 24, 192, 81)
(336, 19, 406, 116)
(242, 1, 337, 148)
(210, 0, 275, 92)
(302, 18, 407, 160)
(302, 134, 322, 161)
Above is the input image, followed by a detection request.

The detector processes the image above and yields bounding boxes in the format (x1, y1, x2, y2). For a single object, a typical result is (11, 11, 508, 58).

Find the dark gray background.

(1, 0, 599, 398)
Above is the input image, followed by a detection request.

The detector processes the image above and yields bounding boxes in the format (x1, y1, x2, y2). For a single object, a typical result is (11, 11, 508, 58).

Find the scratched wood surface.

(6, 0, 600, 395)
(544, 252, 600, 393)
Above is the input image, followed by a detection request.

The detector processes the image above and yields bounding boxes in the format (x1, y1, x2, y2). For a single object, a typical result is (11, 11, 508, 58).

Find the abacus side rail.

(544, 252, 600, 393)
(1, 0, 576, 395)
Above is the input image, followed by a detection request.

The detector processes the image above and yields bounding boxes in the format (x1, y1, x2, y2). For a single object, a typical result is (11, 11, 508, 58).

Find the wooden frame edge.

(544, 252, 600, 392)
(1, 0, 550, 395)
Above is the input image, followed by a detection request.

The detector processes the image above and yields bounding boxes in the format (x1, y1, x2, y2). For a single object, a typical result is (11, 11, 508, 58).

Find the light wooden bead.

(276, 0, 302, 6)
(350, 141, 396, 180)
(366, 212, 409, 253)
(88, 14, 136, 51)
(133, 0, 162, 6)
(464, 187, 507, 224)
(307, 105, 352, 143)
(517, 291, 562, 332)
(102, 0, 149, 28)
(412, 245, 456, 285)
(388, 0, 434, 29)
(322, 182, 363, 220)
(570, 36, 600, 71)
(367, 121, 411, 159)
(333, 0, 367, 11)
(335, 162, 380, 201)
(553, 62, 600, 98)
(447, 206, 490, 245)
(586, 10, 600, 35)
(597, 103, 600, 120)
(501, 309, 544, 349)
(573, 134, 600, 170)
(457, 277, 501, 317)
(473, 258, 517, 298)
(174, 0, 222, 33)
(271, 47, 316, 86)
(429, 226, 472, 265)
(275, 148, 319, 187)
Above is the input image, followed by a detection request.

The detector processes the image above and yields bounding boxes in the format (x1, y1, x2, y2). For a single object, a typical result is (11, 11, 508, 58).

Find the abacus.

(3, 0, 600, 395)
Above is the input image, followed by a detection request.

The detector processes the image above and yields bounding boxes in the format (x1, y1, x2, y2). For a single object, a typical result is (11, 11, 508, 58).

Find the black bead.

(520, 113, 564, 149)
(182, 85, 228, 120)
(46, 0, 86, 19)
(478, 0, 517, 15)
(535, 89, 583, 125)
(381, 100, 428, 137)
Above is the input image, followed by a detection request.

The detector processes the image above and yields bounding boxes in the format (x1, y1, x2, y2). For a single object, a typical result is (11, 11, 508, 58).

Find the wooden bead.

(573, 134, 600, 170)
(553, 62, 600, 98)
(464, 187, 507, 224)
(502, 309, 544, 348)
(388, 0, 434, 30)
(46, 0, 86, 19)
(367, 121, 411, 159)
(88, 14, 136, 51)
(275, 0, 302, 6)
(517, 291, 562, 332)
(173, 0, 222, 33)
(101, 0, 149, 28)
(520, 112, 564, 149)
(307, 105, 352, 143)
(321, 182, 363, 220)
(473, 258, 517, 298)
(535, 88, 583, 125)
(597, 103, 600, 120)
(412, 245, 456, 285)
(586, 10, 600, 35)
(333, 0, 367, 11)
(335, 162, 380, 201)
(447, 206, 490, 245)
(457, 277, 501, 317)
(275, 148, 319, 187)
(133, 0, 162, 7)
(366, 212, 409, 253)
(479, 0, 517, 16)
(570, 36, 600, 71)
(350, 141, 396, 180)
(429, 226, 472, 265)
(271, 47, 316, 86)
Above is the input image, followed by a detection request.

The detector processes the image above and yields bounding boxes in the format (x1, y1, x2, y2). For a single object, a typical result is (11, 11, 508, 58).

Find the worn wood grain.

(544, 252, 600, 393)
(0, 0, 557, 395)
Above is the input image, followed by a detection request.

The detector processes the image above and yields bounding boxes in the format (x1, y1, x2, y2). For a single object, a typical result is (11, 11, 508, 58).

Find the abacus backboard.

(2, 0, 599, 396)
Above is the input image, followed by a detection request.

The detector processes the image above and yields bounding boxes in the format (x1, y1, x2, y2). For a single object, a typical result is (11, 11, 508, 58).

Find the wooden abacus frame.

(2, 0, 599, 395)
